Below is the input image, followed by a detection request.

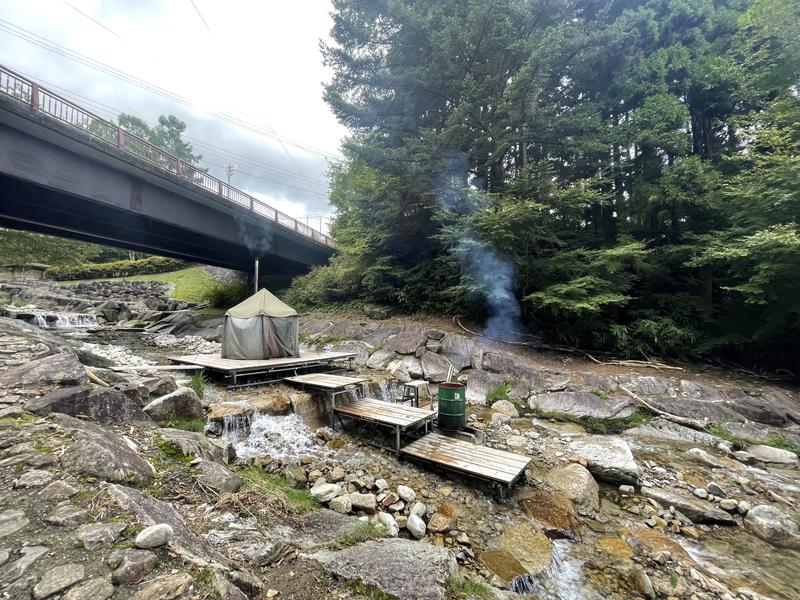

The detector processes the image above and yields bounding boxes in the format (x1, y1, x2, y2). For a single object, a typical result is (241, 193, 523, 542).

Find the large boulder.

(385, 330, 428, 355)
(465, 370, 506, 405)
(53, 414, 156, 486)
(28, 387, 150, 423)
(744, 505, 800, 549)
(746, 444, 799, 469)
(107, 484, 229, 566)
(640, 487, 736, 525)
(156, 428, 233, 464)
(311, 538, 458, 600)
(191, 460, 243, 493)
(497, 521, 553, 577)
(366, 348, 396, 370)
(543, 463, 599, 512)
(528, 391, 636, 420)
(143, 387, 204, 425)
(420, 352, 452, 383)
(387, 356, 423, 383)
(520, 490, 581, 541)
(648, 396, 745, 423)
(438, 334, 474, 372)
(331, 342, 371, 366)
(568, 436, 640, 485)
(0, 351, 87, 391)
(618, 375, 671, 396)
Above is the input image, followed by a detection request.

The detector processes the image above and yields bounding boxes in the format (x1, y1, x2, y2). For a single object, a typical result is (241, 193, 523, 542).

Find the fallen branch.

(453, 316, 682, 371)
(85, 367, 110, 387)
(619, 385, 709, 431)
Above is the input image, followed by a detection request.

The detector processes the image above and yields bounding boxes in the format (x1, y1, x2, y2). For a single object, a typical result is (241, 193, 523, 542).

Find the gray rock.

(720, 422, 800, 446)
(212, 573, 248, 600)
(544, 463, 600, 512)
(529, 391, 636, 420)
(491, 413, 511, 425)
(30, 386, 151, 423)
(135, 523, 174, 548)
(397, 485, 416, 503)
(0, 351, 88, 390)
(465, 369, 505, 405)
(156, 428, 233, 464)
(744, 505, 800, 549)
(718, 499, 738, 511)
(420, 351, 453, 383)
(38, 480, 79, 501)
(285, 466, 307, 488)
(385, 330, 428, 355)
(3, 545, 48, 579)
(109, 548, 158, 584)
(376, 512, 399, 537)
(227, 569, 264, 597)
(366, 348, 396, 370)
(684, 447, 723, 468)
(32, 563, 85, 600)
(143, 386, 204, 425)
(439, 334, 474, 372)
(15, 468, 53, 488)
(62, 577, 115, 600)
(311, 482, 342, 502)
(45, 503, 88, 527)
(491, 400, 519, 418)
(568, 436, 640, 485)
(329, 495, 352, 514)
(679, 380, 722, 400)
(348, 492, 377, 513)
(53, 414, 156, 486)
(625, 417, 722, 447)
(482, 352, 517, 374)
(648, 397, 745, 423)
(629, 568, 656, 600)
(707, 482, 726, 497)
(311, 538, 458, 600)
(76, 521, 128, 550)
(108, 485, 228, 566)
(387, 355, 423, 381)
(619, 375, 670, 396)
(640, 487, 736, 524)
(407, 514, 426, 539)
(0, 509, 29, 539)
(193, 460, 244, 493)
(746, 444, 799, 468)
(142, 376, 178, 397)
(332, 342, 371, 366)
(130, 572, 192, 600)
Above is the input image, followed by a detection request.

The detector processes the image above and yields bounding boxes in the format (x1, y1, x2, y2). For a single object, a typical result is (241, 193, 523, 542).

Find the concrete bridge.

(0, 65, 334, 286)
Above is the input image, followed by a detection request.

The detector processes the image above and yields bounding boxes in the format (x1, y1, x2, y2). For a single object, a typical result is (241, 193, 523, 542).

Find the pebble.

(707, 482, 726, 497)
(407, 514, 426, 539)
(693, 488, 708, 499)
(718, 499, 738, 512)
(397, 485, 416, 503)
(619, 485, 635, 494)
(134, 523, 173, 549)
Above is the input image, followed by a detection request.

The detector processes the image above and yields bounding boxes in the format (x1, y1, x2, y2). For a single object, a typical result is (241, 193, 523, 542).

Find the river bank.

(0, 278, 798, 600)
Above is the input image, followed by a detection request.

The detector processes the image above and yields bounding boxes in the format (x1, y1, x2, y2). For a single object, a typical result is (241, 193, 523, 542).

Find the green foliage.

(46, 257, 185, 280)
(125, 266, 217, 304)
(446, 577, 492, 600)
(202, 281, 250, 308)
(236, 467, 319, 514)
(485, 384, 511, 405)
(328, 522, 385, 550)
(186, 373, 207, 399)
(531, 408, 651, 434)
(0, 228, 130, 267)
(165, 418, 206, 433)
(287, 0, 800, 373)
(118, 113, 202, 164)
(706, 424, 800, 457)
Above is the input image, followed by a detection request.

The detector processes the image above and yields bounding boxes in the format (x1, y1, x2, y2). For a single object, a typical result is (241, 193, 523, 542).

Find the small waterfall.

(230, 412, 326, 461)
(32, 313, 97, 329)
(34, 315, 47, 328)
(511, 540, 598, 599)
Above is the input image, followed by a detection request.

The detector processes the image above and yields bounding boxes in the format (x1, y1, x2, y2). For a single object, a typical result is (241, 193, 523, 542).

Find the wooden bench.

(400, 433, 531, 488)
(333, 397, 436, 454)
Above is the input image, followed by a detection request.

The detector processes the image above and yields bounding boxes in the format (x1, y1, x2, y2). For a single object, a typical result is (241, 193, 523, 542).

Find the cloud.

(0, 0, 346, 222)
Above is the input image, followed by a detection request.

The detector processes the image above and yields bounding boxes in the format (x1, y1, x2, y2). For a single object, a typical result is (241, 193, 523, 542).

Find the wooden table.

(284, 373, 370, 426)
(333, 397, 436, 454)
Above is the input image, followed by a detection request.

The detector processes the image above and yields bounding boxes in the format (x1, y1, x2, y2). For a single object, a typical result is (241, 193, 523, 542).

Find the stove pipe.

(254, 257, 259, 294)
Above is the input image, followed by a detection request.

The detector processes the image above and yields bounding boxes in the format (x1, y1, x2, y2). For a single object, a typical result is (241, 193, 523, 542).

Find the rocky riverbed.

(0, 281, 799, 600)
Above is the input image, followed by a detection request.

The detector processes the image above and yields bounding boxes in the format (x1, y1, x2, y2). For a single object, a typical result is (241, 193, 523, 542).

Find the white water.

(231, 412, 331, 461)
(34, 313, 97, 328)
(512, 540, 599, 599)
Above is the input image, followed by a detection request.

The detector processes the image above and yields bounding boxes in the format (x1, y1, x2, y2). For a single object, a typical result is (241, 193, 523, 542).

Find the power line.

(60, 0, 122, 39)
(0, 19, 342, 161)
(188, 0, 213, 34)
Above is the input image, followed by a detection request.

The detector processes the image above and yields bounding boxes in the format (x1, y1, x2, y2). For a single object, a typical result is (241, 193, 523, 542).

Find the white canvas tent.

(220, 289, 299, 359)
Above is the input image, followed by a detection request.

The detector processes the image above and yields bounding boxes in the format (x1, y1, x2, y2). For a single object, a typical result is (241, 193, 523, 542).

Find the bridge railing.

(0, 64, 335, 249)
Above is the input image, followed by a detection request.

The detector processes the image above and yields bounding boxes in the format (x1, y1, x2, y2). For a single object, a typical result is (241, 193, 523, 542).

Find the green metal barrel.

(437, 382, 466, 431)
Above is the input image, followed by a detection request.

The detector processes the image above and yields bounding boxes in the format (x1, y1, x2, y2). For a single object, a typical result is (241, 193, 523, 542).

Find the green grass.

(237, 467, 319, 514)
(187, 372, 207, 399)
(0, 413, 38, 427)
(706, 423, 800, 457)
(165, 418, 206, 433)
(345, 580, 399, 600)
(530, 408, 651, 433)
(589, 387, 610, 400)
(153, 434, 196, 467)
(446, 577, 492, 600)
(328, 522, 385, 550)
(59, 266, 216, 304)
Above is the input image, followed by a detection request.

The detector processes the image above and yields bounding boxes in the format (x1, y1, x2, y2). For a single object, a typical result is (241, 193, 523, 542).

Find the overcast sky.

(0, 0, 347, 231)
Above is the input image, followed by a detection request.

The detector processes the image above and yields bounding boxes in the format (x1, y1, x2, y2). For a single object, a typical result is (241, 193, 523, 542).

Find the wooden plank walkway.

(284, 373, 368, 389)
(400, 433, 531, 485)
(168, 351, 357, 374)
(334, 397, 435, 427)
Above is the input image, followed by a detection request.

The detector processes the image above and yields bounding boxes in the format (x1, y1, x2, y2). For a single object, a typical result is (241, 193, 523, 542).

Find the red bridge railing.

(0, 64, 335, 249)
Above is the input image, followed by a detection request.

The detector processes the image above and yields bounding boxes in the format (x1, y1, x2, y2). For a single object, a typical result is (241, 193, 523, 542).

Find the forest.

(287, 0, 800, 373)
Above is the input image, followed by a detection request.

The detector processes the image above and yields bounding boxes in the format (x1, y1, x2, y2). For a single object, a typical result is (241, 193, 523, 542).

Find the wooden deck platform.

(333, 397, 435, 454)
(400, 433, 531, 486)
(168, 351, 357, 375)
(284, 372, 369, 389)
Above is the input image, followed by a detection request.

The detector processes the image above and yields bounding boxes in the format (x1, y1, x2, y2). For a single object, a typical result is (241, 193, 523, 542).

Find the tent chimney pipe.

(254, 257, 259, 293)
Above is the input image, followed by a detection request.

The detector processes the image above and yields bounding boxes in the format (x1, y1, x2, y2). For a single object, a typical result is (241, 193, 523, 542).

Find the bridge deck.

(400, 433, 531, 485)
(168, 351, 357, 375)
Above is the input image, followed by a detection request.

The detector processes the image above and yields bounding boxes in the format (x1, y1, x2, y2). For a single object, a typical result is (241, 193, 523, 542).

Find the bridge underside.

(0, 103, 333, 284)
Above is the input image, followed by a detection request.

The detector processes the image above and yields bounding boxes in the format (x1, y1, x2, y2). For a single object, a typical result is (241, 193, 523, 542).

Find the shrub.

(202, 281, 250, 308)
(187, 372, 207, 399)
(46, 256, 185, 280)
